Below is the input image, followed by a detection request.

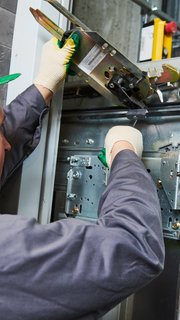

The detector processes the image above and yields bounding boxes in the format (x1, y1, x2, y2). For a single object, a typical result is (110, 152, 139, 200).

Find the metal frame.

(7, 0, 73, 222)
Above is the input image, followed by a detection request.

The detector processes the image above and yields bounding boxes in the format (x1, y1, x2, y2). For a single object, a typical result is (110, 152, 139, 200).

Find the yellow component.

(157, 64, 179, 83)
(163, 33, 172, 58)
(148, 64, 179, 85)
(152, 18, 166, 61)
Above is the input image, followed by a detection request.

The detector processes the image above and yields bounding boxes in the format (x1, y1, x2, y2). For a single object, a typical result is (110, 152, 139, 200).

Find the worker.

(0, 33, 164, 320)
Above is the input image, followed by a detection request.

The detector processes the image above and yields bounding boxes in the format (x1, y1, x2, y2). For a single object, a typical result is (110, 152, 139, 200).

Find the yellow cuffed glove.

(104, 126, 143, 168)
(34, 32, 79, 93)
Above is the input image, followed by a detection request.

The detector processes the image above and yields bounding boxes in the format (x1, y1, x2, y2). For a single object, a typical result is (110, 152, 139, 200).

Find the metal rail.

(130, 0, 180, 30)
(61, 103, 180, 119)
(45, 0, 91, 31)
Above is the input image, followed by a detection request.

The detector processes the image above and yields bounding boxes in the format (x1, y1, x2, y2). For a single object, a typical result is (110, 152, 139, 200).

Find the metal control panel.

(52, 104, 180, 240)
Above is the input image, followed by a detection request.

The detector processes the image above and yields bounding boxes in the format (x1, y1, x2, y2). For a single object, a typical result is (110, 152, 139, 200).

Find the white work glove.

(34, 33, 79, 93)
(104, 126, 143, 167)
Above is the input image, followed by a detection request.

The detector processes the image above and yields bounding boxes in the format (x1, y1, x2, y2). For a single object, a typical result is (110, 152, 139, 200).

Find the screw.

(109, 66, 115, 72)
(67, 193, 77, 200)
(102, 43, 108, 50)
(86, 139, 94, 145)
(172, 222, 180, 230)
(109, 83, 115, 89)
(72, 206, 79, 214)
(129, 83, 134, 89)
(62, 139, 69, 144)
(72, 171, 81, 179)
(157, 179, 162, 189)
(110, 49, 116, 56)
(170, 170, 174, 178)
(152, 5, 158, 11)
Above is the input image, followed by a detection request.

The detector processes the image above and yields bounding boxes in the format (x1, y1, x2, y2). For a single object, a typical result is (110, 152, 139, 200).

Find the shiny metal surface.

(71, 29, 154, 107)
(29, 7, 64, 40)
(30, 4, 157, 107)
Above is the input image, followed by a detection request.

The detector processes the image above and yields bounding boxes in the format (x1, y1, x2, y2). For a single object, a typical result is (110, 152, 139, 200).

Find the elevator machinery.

(30, 0, 180, 241)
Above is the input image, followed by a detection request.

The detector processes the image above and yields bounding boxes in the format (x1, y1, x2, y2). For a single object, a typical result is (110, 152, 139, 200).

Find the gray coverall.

(0, 85, 165, 319)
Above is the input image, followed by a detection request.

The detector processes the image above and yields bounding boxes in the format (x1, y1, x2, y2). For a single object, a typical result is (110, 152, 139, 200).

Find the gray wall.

(0, 0, 17, 106)
(73, 0, 163, 62)
(73, 0, 141, 63)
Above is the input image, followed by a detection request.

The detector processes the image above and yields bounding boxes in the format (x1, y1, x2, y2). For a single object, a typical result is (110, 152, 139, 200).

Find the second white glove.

(104, 126, 143, 167)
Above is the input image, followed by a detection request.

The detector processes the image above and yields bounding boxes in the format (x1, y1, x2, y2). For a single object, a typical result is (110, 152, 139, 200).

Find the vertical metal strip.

(7, 0, 72, 221)
(38, 0, 74, 225)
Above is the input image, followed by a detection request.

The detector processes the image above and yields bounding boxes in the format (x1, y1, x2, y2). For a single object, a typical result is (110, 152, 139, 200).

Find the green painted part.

(98, 148, 108, 168)
(57, 39, 63, 48)
(57, 32, 80, 75)
(0, 73, 21, 85)
(66, 32, 80, 73)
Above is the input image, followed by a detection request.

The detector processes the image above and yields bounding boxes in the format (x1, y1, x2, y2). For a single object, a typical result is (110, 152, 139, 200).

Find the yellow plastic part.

(152, 18, 166, 61)
(163, 33, 172, 58)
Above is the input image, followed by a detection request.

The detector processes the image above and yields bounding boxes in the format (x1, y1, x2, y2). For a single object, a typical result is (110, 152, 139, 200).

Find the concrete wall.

(73, 0, 163, 63)
(73, 0, 141, 63)
(0, 0, 17, 106)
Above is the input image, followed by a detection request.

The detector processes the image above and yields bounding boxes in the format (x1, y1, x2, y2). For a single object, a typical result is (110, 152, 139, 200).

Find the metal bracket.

(68, 155, 91, 167)
(107, 74, 147, 109)
(66, 155, 108, 219)
(160, 151, 180, 209)
(126, 108, 148, 120)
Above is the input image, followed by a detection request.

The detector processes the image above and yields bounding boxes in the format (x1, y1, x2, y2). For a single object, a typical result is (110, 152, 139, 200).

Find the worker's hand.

(34, 32, 79, 93)
(104, 126, 143, 168)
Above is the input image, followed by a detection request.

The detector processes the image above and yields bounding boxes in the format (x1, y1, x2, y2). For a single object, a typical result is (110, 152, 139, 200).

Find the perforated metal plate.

(65, 155, 108, 220)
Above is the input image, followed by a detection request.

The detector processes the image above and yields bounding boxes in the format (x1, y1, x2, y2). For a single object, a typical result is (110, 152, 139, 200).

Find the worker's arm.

(0, 128, 165, 319)
(1, 85, 47, 186)
(1, 35, 79, 186)
(34, 84, 53, 105)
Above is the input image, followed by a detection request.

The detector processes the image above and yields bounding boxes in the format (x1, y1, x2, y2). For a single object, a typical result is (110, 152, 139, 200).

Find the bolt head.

(109, 83, 115, 89)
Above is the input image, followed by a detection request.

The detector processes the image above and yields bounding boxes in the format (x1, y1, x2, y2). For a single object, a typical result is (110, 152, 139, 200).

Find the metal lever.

(29, 7, 64, 40)
(30, 2, 158, 107)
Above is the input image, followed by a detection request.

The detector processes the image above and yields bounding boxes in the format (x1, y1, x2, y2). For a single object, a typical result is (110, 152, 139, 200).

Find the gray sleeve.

(1, 85, 48, 186)
(0, 150, 165, 320)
